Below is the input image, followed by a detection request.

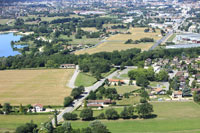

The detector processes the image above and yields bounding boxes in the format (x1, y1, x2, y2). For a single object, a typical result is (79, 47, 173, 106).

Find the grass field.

(106, 85, 140, 95)
(71, 102, 200, 133)
(59, 35, 100, 45)
(75, 72, 97, 87)
(0, 69, 74, 105)
(0, 19, 15, 25)
(0, 115, 52, 132)
(167, 33, 176, 42)
(75, 27, 162, 55)
(20, 14, 83, 22)
(119, 73, 129, 79)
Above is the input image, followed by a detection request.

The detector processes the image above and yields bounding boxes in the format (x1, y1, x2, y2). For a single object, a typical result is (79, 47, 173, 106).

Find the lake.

(0, 33, 22, 57)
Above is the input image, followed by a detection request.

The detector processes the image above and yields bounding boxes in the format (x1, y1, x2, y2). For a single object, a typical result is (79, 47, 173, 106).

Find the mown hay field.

(75, 27, 162, 55)
(0, 69, 74, 105)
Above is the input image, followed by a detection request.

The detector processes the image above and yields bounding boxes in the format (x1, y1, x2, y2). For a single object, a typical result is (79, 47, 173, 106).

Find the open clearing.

(59, 35, 100, 45)
(0, 19, 15, 25)
(0, 69, 74, 105)
(75, 72, 97, 87)
(75, 27, 162, 55)
(167, 33, 176, 42)
(105, 85, 140, 95)
(0, 115, 52, 132)
(71, 102, 200, 133)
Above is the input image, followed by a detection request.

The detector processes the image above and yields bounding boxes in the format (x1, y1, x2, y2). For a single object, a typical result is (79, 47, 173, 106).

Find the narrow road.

(149, 31, 173, 51)
(52, 68, 120, 125)
(67, 65, 80, 88)
(149, 16, 186, 51)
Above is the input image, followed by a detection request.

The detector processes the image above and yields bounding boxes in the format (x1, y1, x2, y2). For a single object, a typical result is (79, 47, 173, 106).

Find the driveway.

(67, 65, 80, 88)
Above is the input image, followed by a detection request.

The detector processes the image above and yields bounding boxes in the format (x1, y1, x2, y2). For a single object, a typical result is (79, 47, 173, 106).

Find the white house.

(32, 104, 44, 112)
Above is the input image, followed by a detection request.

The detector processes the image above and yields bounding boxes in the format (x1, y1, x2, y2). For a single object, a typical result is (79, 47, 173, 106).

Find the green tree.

(156, 70, 169, 81)
(140, 90, 149, 100)
(45, 60, 56, 68)
(94, 71, 102, 81)
(63, 113, 77, 120)
(171, 77, 179, 90)
(84, 100, 87, 108)
(3, 103, 12, 114)
(54, 109, 58, 127)
(118, 81, 122, 86)
(16, 121, 37, 133)
(105, 108, 119, 120)
(88, 91, 96, 100)
(192, 80, 197, 88)
(127, 105, 134, 118)
(14, 18, 24, 26)
(80, 108, 93, 120)
(129, 79, 133, 85)
(62, 121, 73, 133)
(96, 112, 105, 119)
(105, 88, 119, 100)
(136, 75, 149, 87)
(120, 107, 130, 119)
(64, 96, 73, 107)
(104, 79, 110, 86)
(193, 91, 200, 103)
(19, 104, 23, 113)
(146, 67, 155, 81)
(89, 120, 109, 133)
(137, 102, 153, 118)
(71, 86, 85, 99)
(44, 122, 54, 133)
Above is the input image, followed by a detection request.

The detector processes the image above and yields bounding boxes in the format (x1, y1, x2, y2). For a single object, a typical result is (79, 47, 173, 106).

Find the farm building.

(60, 64, 76, 69)
(109, 79, 125, 85)
(87, 99, 112, 107)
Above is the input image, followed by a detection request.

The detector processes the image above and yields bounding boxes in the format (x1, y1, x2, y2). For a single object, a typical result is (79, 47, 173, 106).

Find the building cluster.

(145, 56, 200, 100)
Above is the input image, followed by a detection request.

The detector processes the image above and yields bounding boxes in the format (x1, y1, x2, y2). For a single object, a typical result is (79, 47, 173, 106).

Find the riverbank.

(0, 30, 33, 36)
(0, 30, 18, 34)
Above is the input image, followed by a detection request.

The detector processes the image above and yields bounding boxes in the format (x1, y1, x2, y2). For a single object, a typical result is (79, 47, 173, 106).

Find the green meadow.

(70, 102, 200, 133)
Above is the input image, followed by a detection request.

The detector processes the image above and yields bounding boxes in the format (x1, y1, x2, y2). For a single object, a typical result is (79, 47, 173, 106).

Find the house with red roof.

(32, 104, 44, 112)
(109, 79, 125, 85)
(172, 91, 182, 98)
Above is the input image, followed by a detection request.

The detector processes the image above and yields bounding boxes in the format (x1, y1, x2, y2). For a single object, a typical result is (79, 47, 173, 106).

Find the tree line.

(1, 47, 200, 74)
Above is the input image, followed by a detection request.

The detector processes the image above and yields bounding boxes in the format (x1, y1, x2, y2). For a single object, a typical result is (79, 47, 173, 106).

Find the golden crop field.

(0, 69, 74, 106)
(75, 27, 162, 55)
(81, 27, 99, 32)
(108, 27, 161, 41)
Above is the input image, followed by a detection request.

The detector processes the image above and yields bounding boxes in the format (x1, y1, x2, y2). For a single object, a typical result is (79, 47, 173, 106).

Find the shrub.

(80, 108, 93, 120)
(64, 96, 73, 107)
(16, 121, 37, 133)
(96, 112, 105, 119)
(105, 108, 119, 120)
(89, 120, 109, 133)
(0, 110, 3, 114)
(63, 113, 77, 120)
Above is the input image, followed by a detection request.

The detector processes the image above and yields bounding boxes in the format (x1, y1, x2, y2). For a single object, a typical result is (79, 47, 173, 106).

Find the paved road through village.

(52, 68, 120, 124)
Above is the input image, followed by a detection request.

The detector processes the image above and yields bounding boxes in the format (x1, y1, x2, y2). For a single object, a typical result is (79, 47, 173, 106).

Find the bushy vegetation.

(125, 37, 154, 44)
(63, 113, 78, 120)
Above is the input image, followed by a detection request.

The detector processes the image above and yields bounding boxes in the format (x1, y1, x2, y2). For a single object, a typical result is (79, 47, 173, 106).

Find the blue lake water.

(0, 33, 22, 57)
